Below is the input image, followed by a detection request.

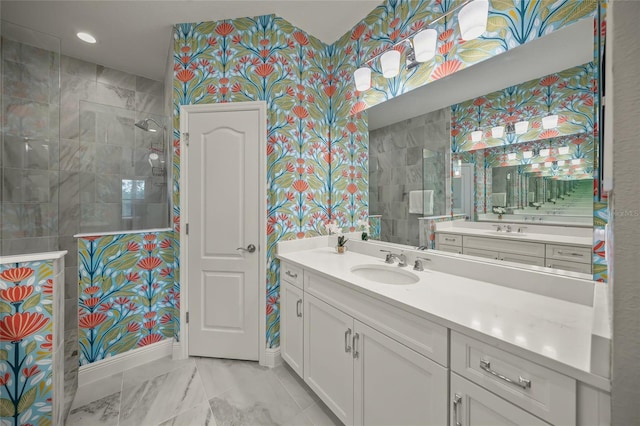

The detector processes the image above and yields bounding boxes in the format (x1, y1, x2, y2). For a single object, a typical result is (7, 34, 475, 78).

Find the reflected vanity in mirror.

(367, 17, 599, 275)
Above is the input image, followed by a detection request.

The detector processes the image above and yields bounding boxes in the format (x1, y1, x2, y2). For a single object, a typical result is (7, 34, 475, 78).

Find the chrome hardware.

(236, 244, 256, 253)
(444, 237, 456, 242)
(453, 394, 462, 426)
(557, 250, 583, 257)
(379, 250, 407, 267)
(480, 359, 531, 389)
(505, 224, 512, 233)
(344, 328, 352, 353)
(296, 299, 302, 317)
(491, 225, 502, 232)
(413, 257, 431, 271)
(352, 333, 360, 359)
(285, 270, 298, 279)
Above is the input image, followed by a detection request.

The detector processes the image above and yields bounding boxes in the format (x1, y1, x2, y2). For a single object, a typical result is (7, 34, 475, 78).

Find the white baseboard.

(263, 347, 282, 368)
(78, 339, 173, 387)
(172, 341, 186, 360)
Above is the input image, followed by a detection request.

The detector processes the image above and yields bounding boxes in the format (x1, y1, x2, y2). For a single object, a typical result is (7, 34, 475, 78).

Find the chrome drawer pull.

(480, 359, 531, 389)
(344, 328, 352, 353)
(296, 299, 302, 317)
(556, 250, 583, 257)
(352, 333, 360, 359)
(453, 394, 462, 426)
(445, 237, 456, 242)
(285, 270, 298, 279)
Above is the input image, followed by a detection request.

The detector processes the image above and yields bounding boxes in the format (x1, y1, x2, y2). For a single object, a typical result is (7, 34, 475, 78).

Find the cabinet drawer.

(305, 272, 448, 366)
(500, 252, 545, 267)
(463, 247, 499, 260)
(465, 236, 545, 257)
(546, 259, 592, 274)
(546, 244, 591, 264)
(452, 331, 576, 426)
(281, 261, 303, 289)
(437, 233, 462, 247)
(436, 244, 462, 254)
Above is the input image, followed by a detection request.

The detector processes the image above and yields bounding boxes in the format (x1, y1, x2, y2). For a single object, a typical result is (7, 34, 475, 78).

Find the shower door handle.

(236, 244, 256, 253)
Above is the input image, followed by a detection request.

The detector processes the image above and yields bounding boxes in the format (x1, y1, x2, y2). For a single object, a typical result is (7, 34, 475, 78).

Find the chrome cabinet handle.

(557, 250, 583, 257)
(352, 333, 360, 359)
(296, 299, 302, 317)
(444, 237, 456, 241)
(236, 244, 256, 253)
(344, 328, 352, 353)
(285, 270, 298, 279)
(480, 359, 531, 389)
(453, 393, 462, 426)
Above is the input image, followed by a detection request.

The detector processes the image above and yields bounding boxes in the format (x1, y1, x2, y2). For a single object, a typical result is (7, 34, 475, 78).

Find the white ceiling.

(1, 0, 381, 81)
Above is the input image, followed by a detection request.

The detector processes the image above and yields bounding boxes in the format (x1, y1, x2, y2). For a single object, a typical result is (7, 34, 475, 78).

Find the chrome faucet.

(492, 224, 503, 232)
(413, 257, 431, 271)
(380, 250, 407, 267)
(505, 224, 512, 233)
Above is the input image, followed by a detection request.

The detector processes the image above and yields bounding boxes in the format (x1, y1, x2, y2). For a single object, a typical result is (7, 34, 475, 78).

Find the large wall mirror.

(367, 17, 598, 247)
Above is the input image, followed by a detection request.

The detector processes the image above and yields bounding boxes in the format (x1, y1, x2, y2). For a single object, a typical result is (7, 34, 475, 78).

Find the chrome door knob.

(236, 244, 256, 253)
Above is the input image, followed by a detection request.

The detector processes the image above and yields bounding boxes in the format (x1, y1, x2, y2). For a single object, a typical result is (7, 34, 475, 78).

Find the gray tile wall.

(369, 108, 450, 246)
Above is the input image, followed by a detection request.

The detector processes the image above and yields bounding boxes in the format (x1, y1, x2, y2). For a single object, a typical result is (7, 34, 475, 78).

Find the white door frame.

(178, 101, 267, 365)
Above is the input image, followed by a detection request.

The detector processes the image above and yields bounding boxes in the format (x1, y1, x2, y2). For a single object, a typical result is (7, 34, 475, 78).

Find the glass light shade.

(458, 0, 489, 40)
(540, 148, 551, 157)
(514, 120, 529, 134)
(413, 29, 437, 62)
(531, 163, 539, 169)
(571, 159, 581, 165)
(380, 50, 401, 78)
(471, 130, 483, 142)
(353, 67, 371, 91)
(544, 161, 553, 167)
(523, 150, 533, 159)
(507, 153, 516, 160)
(542, 114, 559, 129)
(491, 126, 504, 138)
(558, 146, 570, 155)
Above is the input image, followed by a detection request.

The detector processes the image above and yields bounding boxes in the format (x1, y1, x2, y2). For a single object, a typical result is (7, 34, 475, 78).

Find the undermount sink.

(350, 264, 420, 285)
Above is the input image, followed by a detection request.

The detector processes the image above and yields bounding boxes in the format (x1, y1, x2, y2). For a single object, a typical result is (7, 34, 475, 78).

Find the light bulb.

(458, 0, 489, 40)
(413, 29, 437, 62)
(471, 130, 483, 142)
(380, 50, 401, 78)
(77, 32, 97, 44)
(514, 120, 529, 134)
(491, 126, 504, 138)
(353, 67, 371, 91)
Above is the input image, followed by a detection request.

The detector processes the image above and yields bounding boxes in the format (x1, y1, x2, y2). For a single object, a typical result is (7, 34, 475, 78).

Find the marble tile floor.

(66, 356, 342, 426)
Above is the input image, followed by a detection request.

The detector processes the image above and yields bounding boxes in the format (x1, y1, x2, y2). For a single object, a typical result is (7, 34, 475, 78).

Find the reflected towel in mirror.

(409, 190, 433, 215)
(492, 192, 507, 206)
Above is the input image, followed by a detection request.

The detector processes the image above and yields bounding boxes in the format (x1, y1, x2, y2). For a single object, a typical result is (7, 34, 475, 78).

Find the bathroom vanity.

(435, 222, 593, 274)
(277, 237, 610, 426)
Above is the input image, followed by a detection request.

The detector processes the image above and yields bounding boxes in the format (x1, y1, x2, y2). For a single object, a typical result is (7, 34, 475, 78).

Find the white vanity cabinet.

(280, 262, 304, 377)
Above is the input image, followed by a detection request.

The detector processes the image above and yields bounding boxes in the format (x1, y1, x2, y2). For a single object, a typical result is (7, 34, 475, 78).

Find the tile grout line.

(270, 367, 316, 424)
(117, 372, 124, 426)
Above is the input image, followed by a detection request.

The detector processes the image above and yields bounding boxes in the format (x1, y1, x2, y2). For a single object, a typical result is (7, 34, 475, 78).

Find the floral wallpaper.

(0, 262, 54, 426)
(451, 63, 598, 152)
(77, 231, 176, 365)
(172, 16, 334, 348)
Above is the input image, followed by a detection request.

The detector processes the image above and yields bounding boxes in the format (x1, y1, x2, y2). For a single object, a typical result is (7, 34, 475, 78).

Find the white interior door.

(184, 103, 263, 360)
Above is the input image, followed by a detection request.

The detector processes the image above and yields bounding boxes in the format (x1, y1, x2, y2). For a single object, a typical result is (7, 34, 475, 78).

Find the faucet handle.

(380, 249, 394, 264)
(517, 226, 528, 233)
(413, 257, 431, 271)
(491, 224, 502, 232)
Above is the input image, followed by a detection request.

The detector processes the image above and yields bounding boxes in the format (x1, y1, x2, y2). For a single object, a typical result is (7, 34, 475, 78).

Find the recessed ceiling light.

(77, 32, 97, 44)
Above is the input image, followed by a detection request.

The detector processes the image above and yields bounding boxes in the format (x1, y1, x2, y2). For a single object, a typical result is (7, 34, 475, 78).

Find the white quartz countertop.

(437, 226, 593, 246)
(278, 246, 609, 391)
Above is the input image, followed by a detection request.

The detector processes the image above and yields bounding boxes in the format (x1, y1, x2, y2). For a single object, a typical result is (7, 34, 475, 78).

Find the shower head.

(135, 118, 165, 133)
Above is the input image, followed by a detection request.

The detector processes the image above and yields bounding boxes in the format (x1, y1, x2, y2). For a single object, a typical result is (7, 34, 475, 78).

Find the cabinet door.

(463, 247, 500, 260)
(437, 244, 463, 254)
(546, 258, 592, 274)
(281, 280, 304, 377)
(451, 373, 549, 426)
(353, 321, 447, 426)
(304, 293, 354, 425)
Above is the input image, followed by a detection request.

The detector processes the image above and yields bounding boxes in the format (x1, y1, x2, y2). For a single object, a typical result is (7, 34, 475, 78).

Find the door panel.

(281, 281, 304, 377)
(187, 107, 260, 360)
(354, 321, 447, 426)
(304, 294, 354, 425)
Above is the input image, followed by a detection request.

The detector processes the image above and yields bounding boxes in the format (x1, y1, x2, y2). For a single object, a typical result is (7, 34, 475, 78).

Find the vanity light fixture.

(491, 126, 504, 138)
(557, 146, 570, 155)
(507, 152, 517, 161)
(471, 130, 483, 142)
(539, 148, 551, 157)
(352, 0, 488, 91)
(77, 32, 97, 44)
(514, 120, 529, 135)
(542, 114, 559, 129)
